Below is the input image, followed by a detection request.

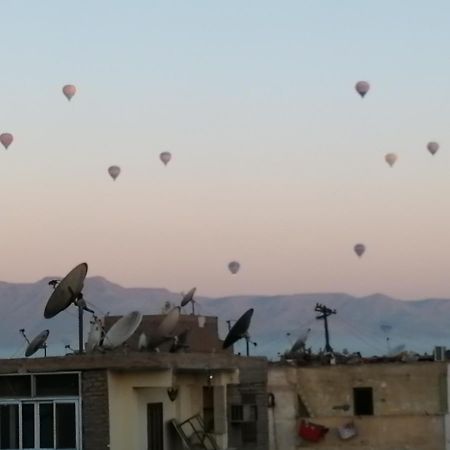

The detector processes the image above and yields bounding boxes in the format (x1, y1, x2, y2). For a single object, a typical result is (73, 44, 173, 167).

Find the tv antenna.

(44, 263, 95, 354)
(315, 303, 336, 353)
(20, 329, 49, 357)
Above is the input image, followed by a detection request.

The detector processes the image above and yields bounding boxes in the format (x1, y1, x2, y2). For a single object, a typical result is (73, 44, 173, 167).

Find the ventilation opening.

(353, 387, 373, 415)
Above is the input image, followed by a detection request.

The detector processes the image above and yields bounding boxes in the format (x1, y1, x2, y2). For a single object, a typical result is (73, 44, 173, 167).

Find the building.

(268, 360, 450, 450)
(0, 314, 268, 450)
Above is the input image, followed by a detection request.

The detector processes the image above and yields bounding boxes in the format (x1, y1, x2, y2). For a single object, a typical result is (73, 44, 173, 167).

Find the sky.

(2, 1, 450, 299)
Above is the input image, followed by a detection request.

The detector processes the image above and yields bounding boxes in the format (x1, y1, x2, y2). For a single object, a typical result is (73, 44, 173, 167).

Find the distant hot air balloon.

(0, 133, 13, 149)
(62, 84, 77, 101)
(355, 81, 370, 98)
(228, 261, 240, 275)
(108, 165, 121, 181)
(427, 142, 439, 155)
(354, 243, 366, 258)
(385, 153, 397, 167)
(160, 151, 172, 166)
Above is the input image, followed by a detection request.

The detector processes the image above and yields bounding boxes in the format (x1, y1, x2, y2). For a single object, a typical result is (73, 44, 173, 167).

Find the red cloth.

(298, 420, 329, 442)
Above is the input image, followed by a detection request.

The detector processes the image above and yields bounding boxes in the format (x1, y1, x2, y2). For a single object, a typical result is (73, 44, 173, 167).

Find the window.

(353, 387, 374, 415)
(35, 374, 79, 397)
(230, 405, 243, 422)
(0, 401, 79, 449)
(0, 377, 31, 398)
(0, 372, 80, 449)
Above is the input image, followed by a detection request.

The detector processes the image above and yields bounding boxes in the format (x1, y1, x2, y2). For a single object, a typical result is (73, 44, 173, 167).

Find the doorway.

(147, 402, 164, 450)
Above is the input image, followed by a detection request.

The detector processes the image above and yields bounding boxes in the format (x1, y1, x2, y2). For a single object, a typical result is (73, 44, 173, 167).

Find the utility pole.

(315, 303, 336, 353)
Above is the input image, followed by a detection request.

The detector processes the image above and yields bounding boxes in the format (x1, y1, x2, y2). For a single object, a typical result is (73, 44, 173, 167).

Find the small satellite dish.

(180, 287, 196, 307)
(102, 311, 143, 349)
(25, 330, 50, 357)
(290, 328, 311, 353)
(86, 316, 103, 352)
(44, 263, 88, 318)
(223, 309, 254, 349)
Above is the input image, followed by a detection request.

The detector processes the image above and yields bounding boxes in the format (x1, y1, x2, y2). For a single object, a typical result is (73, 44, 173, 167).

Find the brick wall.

(82, 370, 110, 450)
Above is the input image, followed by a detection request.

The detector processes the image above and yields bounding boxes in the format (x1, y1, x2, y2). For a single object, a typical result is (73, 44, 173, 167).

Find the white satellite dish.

(290, 328, 311, 353)
(86, 317, 103, 352)
(157, 306, 180, 336)
(102, 311, 143, 349)
(147, 307, 181, 350)
(25, 330, 50, 357)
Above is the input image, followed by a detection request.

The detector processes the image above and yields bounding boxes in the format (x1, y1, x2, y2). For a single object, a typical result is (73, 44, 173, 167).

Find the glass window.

(0, 404, 19, 449)
(39, 403, 54, 448)
(56, 403, 76, 449)
(22, 404, 35, 449)
(0, 376, 31, 398)
(35, 374, 79, 397)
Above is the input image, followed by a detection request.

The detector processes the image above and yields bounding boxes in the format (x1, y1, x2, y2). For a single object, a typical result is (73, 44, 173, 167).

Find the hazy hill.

(0, 277, 449, 358)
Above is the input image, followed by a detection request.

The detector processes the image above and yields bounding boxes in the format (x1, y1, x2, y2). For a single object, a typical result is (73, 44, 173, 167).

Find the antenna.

(315, 303, 336, 353)
(43, 263, 95, 353)
(223, 309, 254, 355)
(22, 330, 49, 357)
(102, 311, 143, 349)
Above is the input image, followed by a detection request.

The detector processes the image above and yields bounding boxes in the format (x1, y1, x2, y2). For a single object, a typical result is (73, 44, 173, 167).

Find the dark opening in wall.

(353, 387, 373, 415)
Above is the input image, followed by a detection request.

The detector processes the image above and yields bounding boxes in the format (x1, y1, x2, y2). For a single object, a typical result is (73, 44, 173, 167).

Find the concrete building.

(0, 314, 268, 450)
(268, 361, 449, 450)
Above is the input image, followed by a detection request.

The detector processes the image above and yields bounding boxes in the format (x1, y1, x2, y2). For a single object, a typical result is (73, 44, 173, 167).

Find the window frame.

(0, 372, 82, 450)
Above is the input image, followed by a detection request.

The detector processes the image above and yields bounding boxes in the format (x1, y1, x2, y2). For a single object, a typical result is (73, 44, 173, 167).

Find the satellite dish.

(102, 311, 143, 349)
(223, 309, 254, 349)
(85, 316, 103, 352)
(157, 306, 180, 336)
(147, 307, 181, 350)
(44, 263, 88, 318)
(181, 287, 196, 307)
(290, 328, 311, 353)
(25, 330, 49, 357)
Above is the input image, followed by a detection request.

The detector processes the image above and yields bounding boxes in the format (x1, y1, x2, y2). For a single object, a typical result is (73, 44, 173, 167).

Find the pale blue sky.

(1, 1, 450, 298)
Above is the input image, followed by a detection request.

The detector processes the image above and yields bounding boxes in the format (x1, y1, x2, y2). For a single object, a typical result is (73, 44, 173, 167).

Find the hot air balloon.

(62, 85, 77, 101)
(228, 261, 240, 275)
(0, 133, 13, 149)
(385, 153, 397, 167)
(160, 151, 172, 166)
(355, 81, 370, 98)
(108, 166, 121, 181)
(354, 243, 366, 258)
(427, 142, 439, 155)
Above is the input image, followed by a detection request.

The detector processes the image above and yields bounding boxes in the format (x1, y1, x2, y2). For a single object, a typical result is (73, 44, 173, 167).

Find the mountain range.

(1, 276, 449, 359)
